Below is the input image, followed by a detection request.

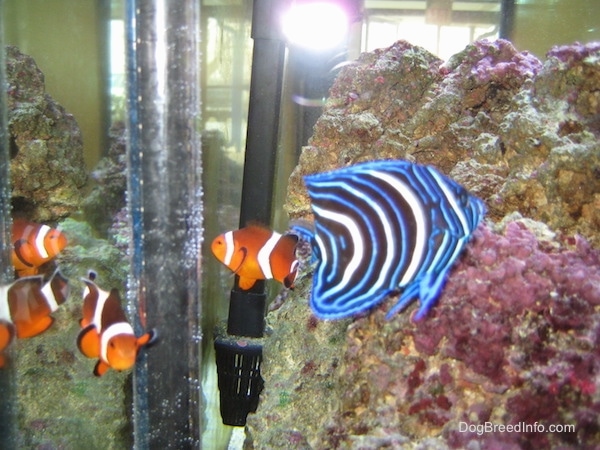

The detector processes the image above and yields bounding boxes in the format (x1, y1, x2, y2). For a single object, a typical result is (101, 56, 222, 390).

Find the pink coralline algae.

(412, 221, 600, 365)
(546, 41, 600, 66)
(247, 219, 600, 449)
(442, 39, 543, 84)
(339, 220, 600, 448)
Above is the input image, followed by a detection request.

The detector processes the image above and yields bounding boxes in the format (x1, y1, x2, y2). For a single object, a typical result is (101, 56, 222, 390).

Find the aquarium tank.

(0, 0, 599, 449)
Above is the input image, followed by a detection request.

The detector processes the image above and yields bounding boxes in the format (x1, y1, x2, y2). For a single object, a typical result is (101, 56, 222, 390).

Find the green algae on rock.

(6, 45, 87, 222)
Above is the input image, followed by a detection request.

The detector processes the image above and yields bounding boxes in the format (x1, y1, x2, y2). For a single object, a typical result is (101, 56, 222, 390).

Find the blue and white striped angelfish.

(294, 159, 485, 320)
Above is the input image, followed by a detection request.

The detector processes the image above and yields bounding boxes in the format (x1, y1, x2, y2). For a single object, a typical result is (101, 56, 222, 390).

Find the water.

(1, 0, 598, 448)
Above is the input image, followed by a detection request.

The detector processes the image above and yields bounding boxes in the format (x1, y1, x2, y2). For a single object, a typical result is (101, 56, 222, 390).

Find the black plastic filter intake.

(214, 334, 265, 426)
(215, 285, 266, 425)
(213, 0, 285, 427)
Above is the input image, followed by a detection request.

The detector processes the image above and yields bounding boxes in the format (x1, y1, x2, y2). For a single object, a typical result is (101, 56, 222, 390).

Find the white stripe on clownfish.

(35, 225, 51, 260)
(100, 321, 135, 364)
(41, 278, 60, 312)
(289, 260, 299, 277)
(82, 282, 111, 331)
(257, 231, 284, 280)
(224, 231, 235, 267)
(0, 284, 11, 323)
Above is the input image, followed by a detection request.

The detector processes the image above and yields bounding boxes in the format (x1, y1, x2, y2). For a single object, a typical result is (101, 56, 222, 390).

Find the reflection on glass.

(363, 0, 501, 60)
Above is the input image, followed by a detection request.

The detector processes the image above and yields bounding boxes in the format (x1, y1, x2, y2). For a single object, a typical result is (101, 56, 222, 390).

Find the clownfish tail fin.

(283, 259, 299, 290)
(283, 273, 296, 289)
(282, 233, 299, 245)
(137, 328, 158, 349)
(146, 328, 159, 347)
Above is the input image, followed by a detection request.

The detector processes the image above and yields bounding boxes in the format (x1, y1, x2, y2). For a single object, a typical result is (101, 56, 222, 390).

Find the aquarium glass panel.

(2, 0, 203, 448)
(1, 0, 599, 449)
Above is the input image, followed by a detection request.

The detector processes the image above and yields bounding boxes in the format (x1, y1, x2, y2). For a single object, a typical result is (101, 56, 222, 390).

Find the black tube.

(0, 11, 18, 447)
(238, 0, 286, 228)
(499, 0, 516, 40)
(125, 1, 202, 448)
(214, 0, 286, 427)
(228, 0, 286, 339)
(227, 287, 267, 338)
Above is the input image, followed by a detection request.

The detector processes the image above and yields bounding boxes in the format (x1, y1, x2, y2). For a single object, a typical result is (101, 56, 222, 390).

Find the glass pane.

(2, 0, 203, 447)
(363, 0, 502, 60)
(241, 1, 600, 449)
(1, 0, 599, 449)
(513, 0, 600, 57)
(200, 1, 253, 447)
(3, 2, 129, 447)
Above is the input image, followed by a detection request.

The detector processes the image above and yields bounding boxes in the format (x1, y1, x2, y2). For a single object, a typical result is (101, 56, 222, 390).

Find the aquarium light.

(281, 1, 349, 50)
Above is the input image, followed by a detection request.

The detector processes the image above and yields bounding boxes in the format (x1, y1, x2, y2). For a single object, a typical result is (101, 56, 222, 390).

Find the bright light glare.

(282, 2, 348, 50)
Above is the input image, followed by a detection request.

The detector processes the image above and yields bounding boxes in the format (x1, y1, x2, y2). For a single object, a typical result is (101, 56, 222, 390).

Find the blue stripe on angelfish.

(297, 160, 485, 320)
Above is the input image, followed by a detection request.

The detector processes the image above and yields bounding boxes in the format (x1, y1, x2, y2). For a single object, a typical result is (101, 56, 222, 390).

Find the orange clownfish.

(77, 273, 156, 377)
(0, 270, 70, 368)
(12, 219, 67, 277)
(211, 225, 299, 290)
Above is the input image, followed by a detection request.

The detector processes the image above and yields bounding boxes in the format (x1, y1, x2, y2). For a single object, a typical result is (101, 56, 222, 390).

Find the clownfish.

(0, 270, 70, 368)
(211, 225, 299, 290)
(77, 272, 157, 376)
(12, 219, 67, 277)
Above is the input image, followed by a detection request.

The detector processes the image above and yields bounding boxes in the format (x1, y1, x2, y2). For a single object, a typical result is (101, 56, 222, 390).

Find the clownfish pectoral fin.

(230, 247, 248, 275)
(16, 316, 54, 339)
(238, 276, 257, 290)
(93, 360, 111, 377)
(77, 324, 101, 359)
(13, 239, 36, 268)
